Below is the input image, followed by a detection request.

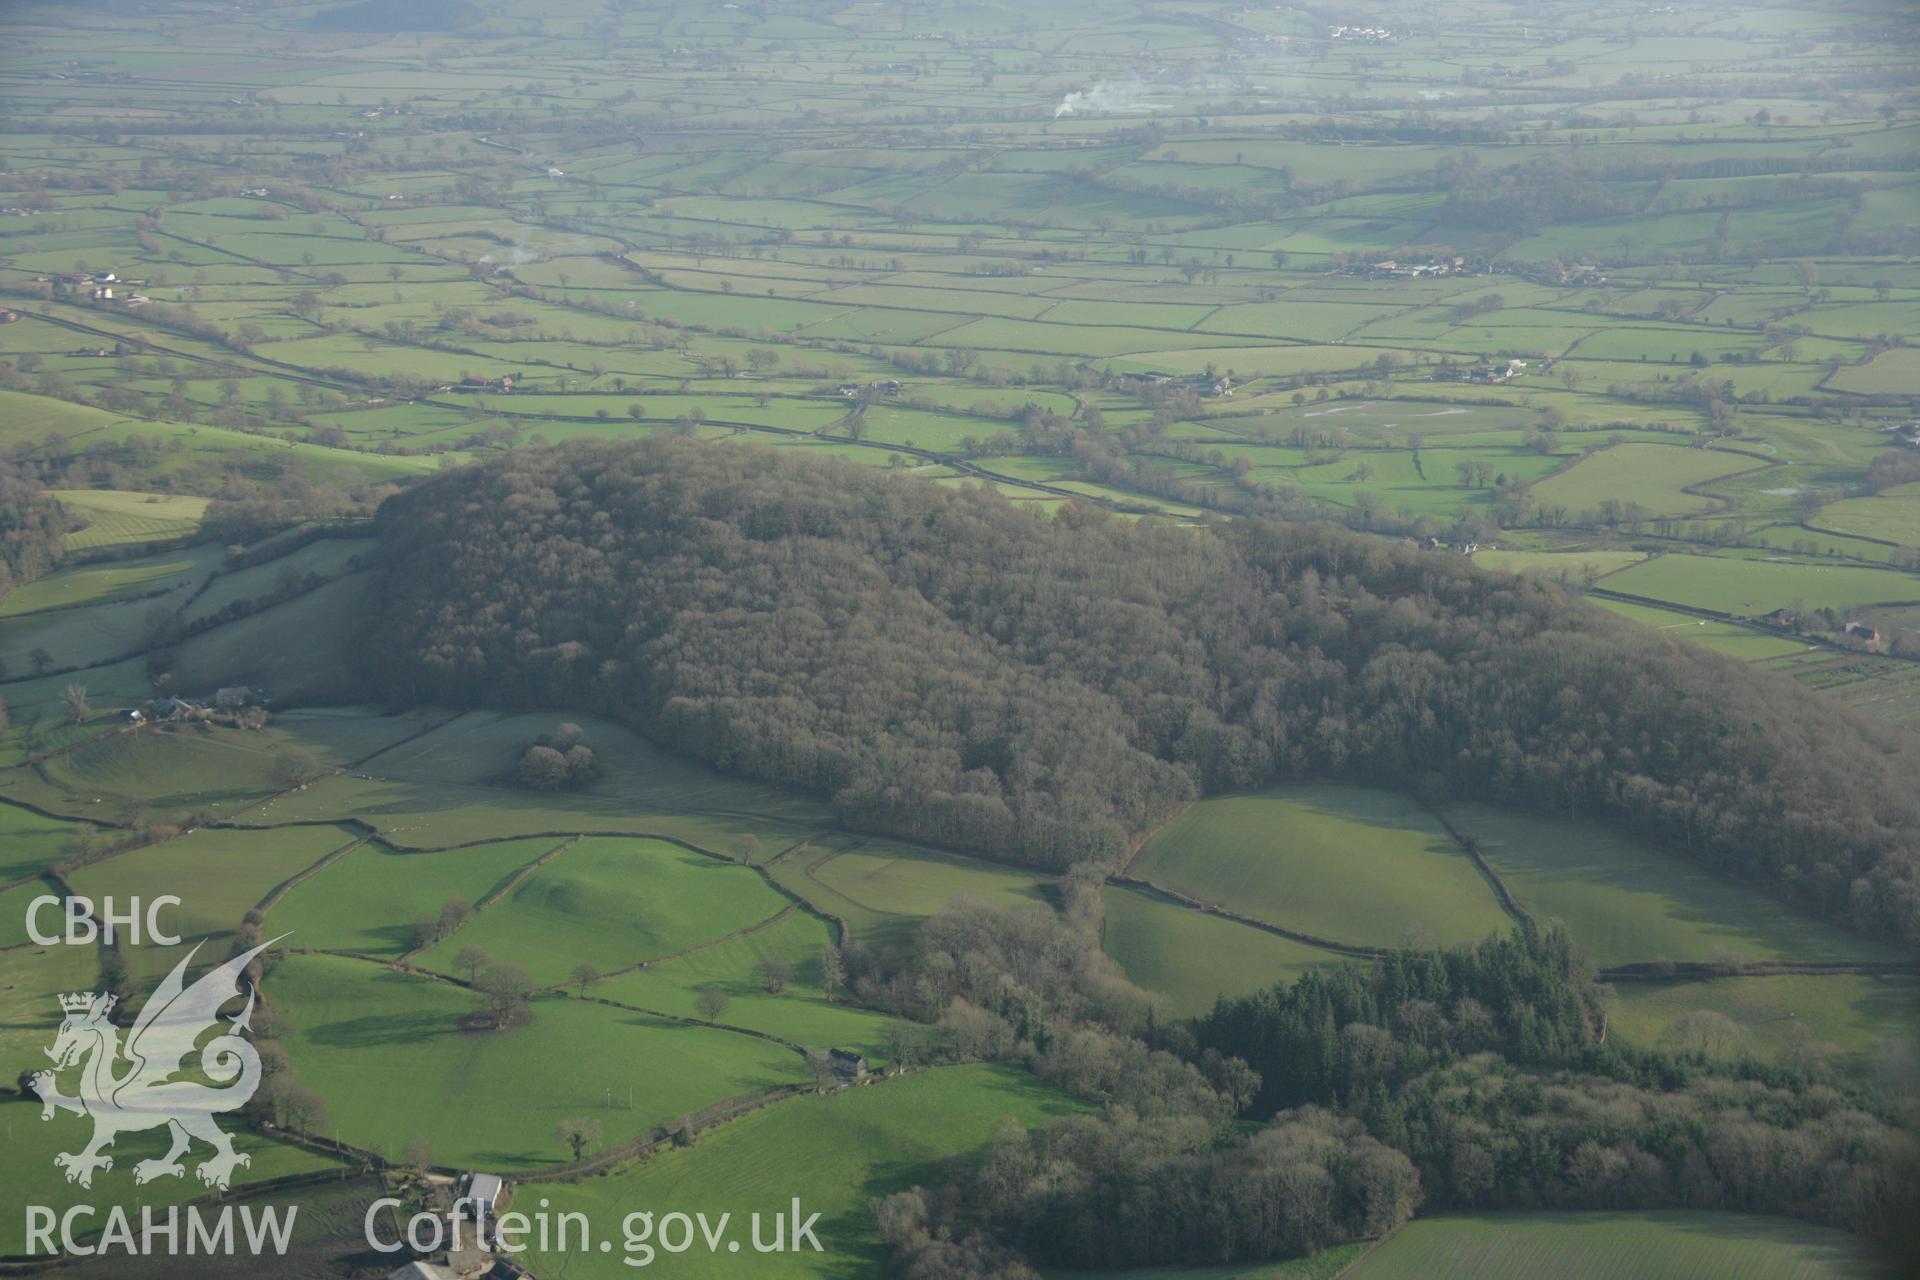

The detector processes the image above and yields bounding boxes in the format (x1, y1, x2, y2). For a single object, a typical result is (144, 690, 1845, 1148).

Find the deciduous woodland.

(363, 439, 1920, 945)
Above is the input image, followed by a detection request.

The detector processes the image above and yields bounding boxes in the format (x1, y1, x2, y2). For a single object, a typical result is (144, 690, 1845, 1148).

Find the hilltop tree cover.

(360, 440, 1920, 944)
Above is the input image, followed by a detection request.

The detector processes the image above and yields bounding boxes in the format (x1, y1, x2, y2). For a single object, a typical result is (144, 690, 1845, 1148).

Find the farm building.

(459, 1172, 506, 1222)
(1843, 622, 1882, 651)
(829, 1049, 869, 1083)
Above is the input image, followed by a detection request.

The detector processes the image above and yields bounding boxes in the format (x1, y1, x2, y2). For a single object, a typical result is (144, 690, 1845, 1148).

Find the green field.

(1447, 804, 1892, 967)
(1131, 786, 1513, 950)
(269, 953, 805, 1170)
(521, 1064, 1088, 1280)
(1606, 554, 1920, 616)
(1528, 445, 1759, 518)
(1345, 1212, 1878, 1280)
(268, 835, 563, 956)
(52, 489, 209, 551)
(1603, 973, 1919, 1067)
(1099, 884, 1353, 1017)
(67, 825, 356, 943)
(413, 836, 791, 985)
(767, 833, 1056, 948)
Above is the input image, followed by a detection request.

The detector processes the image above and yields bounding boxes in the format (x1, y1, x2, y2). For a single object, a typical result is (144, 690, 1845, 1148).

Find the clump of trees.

(364, 440, 1920, 945)
(516, 721, 598, 791)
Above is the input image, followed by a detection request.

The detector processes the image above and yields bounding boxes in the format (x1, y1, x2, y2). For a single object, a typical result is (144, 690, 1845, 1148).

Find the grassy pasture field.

(599, 910, 904, 1057)
(1472, 548, 1645, 583)
(1131, 786, 1513, 950)
(1604, 553, 1920, 616)
(520, 1064, 1089, 1280)
(51, 489, 209, 551)
(1592, 596, 1815, 660)
(1345, 1212, 1879, 1280)
(268, 835, 563, 956)
(0, 799, 79, 883)
(1445, 804, 1894, 967)
(1526, 444, 1760, 518)
(412, 836, 792, 985)
(268, 953, 805, 1171)
(1603, 972, 1918, 1069)
(1099, 884, 1352, 1017)
(768, 833, 1056, 949)
(66, 824, 357, 945)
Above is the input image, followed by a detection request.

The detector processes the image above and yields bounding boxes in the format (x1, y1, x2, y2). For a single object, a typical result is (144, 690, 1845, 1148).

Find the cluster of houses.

(129, 687, 264, 726)
(453, 374, 521, 393)
(1880, 420, 1920, 448)
(1344, 257, 1472, 280)
(1328, 24, 1398, 42)
(1435, 358, 1528, 385)
(837, 379, 903, 398)
(51, 270, 149, 306)
(1117, 370, 1234, 397)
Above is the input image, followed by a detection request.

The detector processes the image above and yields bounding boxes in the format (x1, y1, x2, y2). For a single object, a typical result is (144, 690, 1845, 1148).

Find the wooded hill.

(358, 440, 1920, 947)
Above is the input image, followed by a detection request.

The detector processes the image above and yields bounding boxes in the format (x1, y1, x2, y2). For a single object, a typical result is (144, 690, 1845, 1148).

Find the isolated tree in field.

(402, 1134, 433, 1170)
(28, 647, 53, 676)
(271, 747, 321, 788)
(696, 984, 730, 1022)
(62, 684, 89, 724)
(475, 962, 535, 1028)
(517, 743, 570, 790)
(556, 1118, 602, 1162)
(571, 962, 602, 997)
(454, 943, 492, 983)
(818, 943, 845, 995)
(0, 696, 10, 740)
(754, 953, 793, 994)
(804, 1048, 836, 1090)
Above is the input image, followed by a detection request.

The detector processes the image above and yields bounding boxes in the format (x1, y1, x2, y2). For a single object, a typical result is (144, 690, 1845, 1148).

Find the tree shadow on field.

(305, 1008, 459, 1048)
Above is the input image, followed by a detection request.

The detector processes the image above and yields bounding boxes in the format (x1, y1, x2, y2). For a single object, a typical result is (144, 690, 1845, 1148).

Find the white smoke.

(1053, 81, 1171, 118)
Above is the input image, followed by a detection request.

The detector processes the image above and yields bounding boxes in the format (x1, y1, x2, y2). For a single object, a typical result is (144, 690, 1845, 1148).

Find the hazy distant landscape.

(0, 1, 1916, 1277)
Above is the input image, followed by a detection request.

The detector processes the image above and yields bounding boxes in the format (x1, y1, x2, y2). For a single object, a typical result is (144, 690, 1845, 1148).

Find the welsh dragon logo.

(28, 938, 277, 1191)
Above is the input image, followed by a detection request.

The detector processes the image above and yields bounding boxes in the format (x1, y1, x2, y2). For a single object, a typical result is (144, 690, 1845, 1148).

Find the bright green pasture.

(269, 836, 563, 956)
(1099, 884, 1351, 1017)
(1345, 1212, 1877, 1280)
(268, 954, 803, 1170)
(413, 837, 790, 985)
(67, 824, 356, 943)
(600, 909, 903, 1056)
(1447, 804, 1893, 967)
(521, 1064, 1089, 1280)
(52, 490, 209, 551)
(1527, 444, 1759, 517)
(1131, 786, 1511, 949)
(1604, 553, 1920, 615)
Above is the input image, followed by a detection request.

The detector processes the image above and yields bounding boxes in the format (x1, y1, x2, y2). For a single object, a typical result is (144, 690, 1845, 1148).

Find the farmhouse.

(1843, 622, 1882, 651)
(829, 1048, 870, 1083)
(457, 375, 518, 393)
